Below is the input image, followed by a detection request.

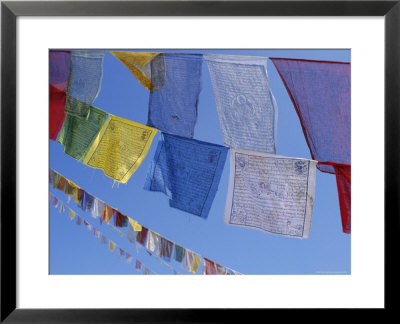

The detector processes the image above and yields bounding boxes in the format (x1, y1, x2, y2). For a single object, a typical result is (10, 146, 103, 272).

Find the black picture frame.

(1, 0, 398, 321)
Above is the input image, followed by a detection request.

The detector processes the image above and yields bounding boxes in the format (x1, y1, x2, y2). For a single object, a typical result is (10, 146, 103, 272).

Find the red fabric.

(49, 50, 71, 92)
(49, 85, 66, 141)
(270, 58, 350, 174)
(204, 258, 216, 275)
(136, 227, 148, 245)
(334, 164, 351, 234)
(112, 211, 129, 227)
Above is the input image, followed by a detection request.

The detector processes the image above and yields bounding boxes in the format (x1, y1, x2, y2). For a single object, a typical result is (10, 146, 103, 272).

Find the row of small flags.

(49, 172, 241, 275)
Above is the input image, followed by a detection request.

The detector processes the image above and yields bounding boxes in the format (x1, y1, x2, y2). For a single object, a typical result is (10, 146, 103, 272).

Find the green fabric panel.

(58, 104, 107, 161)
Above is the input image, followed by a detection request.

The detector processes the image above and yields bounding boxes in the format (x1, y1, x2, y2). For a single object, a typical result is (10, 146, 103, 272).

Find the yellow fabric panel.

(83, 115, 158, 183)
(191, 255, 202, 274)
(129, 218, 142, 232)
(109, 51, 162, 91)
(69, 209, 75, 220)
(109, 240, 116, 252)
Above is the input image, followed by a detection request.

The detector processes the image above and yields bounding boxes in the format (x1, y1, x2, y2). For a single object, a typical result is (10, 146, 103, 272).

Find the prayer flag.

(215, 264, 227, 275)
(109, 51, 165, 91)
(49, 85, 66, 141)
(93, 227, 100, 238)
(174, 244, 185, 263)
(136, 227, 148, 246)
(143, 267, 151, 275)
(147, 54, 202, 138)
(49, 50, 71, 91)
(65, 51, 104, 118)
(74, 188, 84, 205)
(126, 223, 137, 243)
(55, 175, 66, 191)
(91, 198, 105, 219)
(118, 248, 125, 258)
(59, 203, 66, 214)
(109, 240, 116, 252)
(334, 164, 351, 233)
(182, 250, 201, 274)
(101, 205, 114, 224)
(112, 210, 129, 227)
(203, 258, 216, 275)
(83, 115, 158, 183)
(159, 237, 173, 262)
(57, 105, 107, 161)
(100, 234, 108, 244)
(129, 218, 142, 232)
(205, 55, 277, 153)
(144, 133, 228, 218)
(76, 215, 83, 226)
(270, 58, 350, 173)
(69, 209, 76, 220)
(125, 252, 133, 264)
(135, 259, 142, 270)
(81, 191, 94, 211)
(146, 231, 161, 255)
(224, 149, 317, 239)
(64, 180, 76, 196)
(52, 197, 59, 207)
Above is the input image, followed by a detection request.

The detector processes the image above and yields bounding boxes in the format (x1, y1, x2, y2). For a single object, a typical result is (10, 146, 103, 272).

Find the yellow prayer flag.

(83, 115, 158, 183)
(191, 255, 202, 274)
(109, 240, 116, 252)
(109, 51, 165, 91)
(128, 218, 142, 232)
(69, 209, 75, 220)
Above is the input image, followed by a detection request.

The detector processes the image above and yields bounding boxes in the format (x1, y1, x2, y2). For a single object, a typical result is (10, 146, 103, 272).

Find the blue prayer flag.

(144, 133, 228, 219)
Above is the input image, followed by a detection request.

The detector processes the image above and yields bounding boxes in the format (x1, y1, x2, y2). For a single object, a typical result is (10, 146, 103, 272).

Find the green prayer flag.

(58, 102, 107, 161)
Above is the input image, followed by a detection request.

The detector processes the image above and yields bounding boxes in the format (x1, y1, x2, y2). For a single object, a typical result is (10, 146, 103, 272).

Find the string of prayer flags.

(65, 51, 105, 118)
(159, 237, 173, 262)
(146, 231, 161, 255)
(147, 53, 203, 138)
(49, 85, 67, 141)
(144, 133, 228, 219)
(182, 250, 201, 274)
(49, 50, 71, 92)
(83, 115, 158, 183)
(109, 51, 165, 91)
(173, 244, 185, 263)
(205, 55, 278, 153)
(57, 105, 107, 161)
(224, 149, 317, 239)
(270, 58, 351, 173)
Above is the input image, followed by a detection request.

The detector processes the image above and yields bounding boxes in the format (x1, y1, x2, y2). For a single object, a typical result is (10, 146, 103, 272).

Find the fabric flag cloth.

(270, 58, 351, 174)
(69, 209, 75, 220)
(129, 218, 142, 232)
(64, 180, 77, 196)
(55, 175, 66, 191)
(146, 231, 161, 255)
(108, 240, 116, 252)
(117, 248, 125, 258)
(90, 198, 105, 219)
(59, 203, 66, 214)
(83, 220, 92, 231)
(136, 227, 148, 246)
(173, 244, 185, 263)
(147, 53, 203, 138)
(93, 227, 100, 238)
(100, 234, 108, 244)
(203, 258, 216, 275)
(101, 205, 114, 224)
(74, 188, 84, 205)
(126, 224, 137, 243)
(76, 215, 83, 226)
(334, 164, 351, 233)
(109, 51, 165, 91)
(182, 250, 201, 274)
(57, 105, 107, 161)
(49, 85, 67, 141)
(144, 133, 228, 219)
(205, 55, 278, 153)
(125, 252, 133, 264)
(65, 51, 104, 118)
(143, 267, 151, 275)
(49, 169, 55, 185)
(52, 197, 59, 207)
(81, 191, 94, 211)
(135, 259, 142, 270)
(159, 237, 173, 262)
(224, 149, 317, 239)
(83, 115, 158, 183)
(215, 264, 227, 275)
(49, 50, 71, 91)
(112, 210, 129, 228)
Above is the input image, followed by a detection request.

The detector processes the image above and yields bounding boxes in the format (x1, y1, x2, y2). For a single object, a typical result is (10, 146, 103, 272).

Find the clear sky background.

(49, 49, 351, 275)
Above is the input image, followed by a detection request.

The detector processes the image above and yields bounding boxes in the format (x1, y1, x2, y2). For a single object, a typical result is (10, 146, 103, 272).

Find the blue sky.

(49, 49, 351, 275)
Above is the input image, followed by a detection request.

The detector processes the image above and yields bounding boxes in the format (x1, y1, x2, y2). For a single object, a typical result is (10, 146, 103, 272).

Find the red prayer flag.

(49, 85, 66, 141)
(334, 164, 351, 234)
(49, 50, 71, 92)
(136, 227, 148, 246)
